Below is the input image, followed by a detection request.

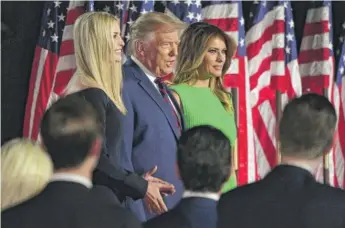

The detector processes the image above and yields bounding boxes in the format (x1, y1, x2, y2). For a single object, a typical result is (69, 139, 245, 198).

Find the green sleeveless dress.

(170, 84, 237, 192)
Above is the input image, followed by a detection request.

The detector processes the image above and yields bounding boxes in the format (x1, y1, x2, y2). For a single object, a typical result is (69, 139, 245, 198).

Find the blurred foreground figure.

(1, 138, 53, 210)
(2, 95, 142, 228)
(145, 125, 232, 228)
(218, 93, 345, 228)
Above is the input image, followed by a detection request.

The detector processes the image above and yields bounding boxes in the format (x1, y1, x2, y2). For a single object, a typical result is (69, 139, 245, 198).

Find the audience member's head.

(128, 12, 186, 77)
(279, 93, 337, 162)
(177, 126, 232, 193)
(1, 138, 53, 210)
(40, 95, 102, 176)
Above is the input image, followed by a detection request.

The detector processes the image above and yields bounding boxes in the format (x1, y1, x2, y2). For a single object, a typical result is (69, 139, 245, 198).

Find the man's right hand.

(143, 166, 175, 214)
(144, 181, 169, 215)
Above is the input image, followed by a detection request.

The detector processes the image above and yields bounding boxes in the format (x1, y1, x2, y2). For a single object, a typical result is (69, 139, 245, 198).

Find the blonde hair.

(173, 22, 237, 112)
(127, 12, 186, 56)
(73, 12, 126, 114)
(1, 138, 53, 210)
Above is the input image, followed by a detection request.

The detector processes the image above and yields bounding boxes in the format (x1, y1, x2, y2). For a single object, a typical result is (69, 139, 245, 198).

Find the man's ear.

(136, 41, 146, 57)
(90, 137, 102, 156)
(324, 133, 338, 156)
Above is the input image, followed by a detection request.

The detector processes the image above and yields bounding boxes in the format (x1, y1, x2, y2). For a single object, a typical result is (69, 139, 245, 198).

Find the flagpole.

(87, 0, 94, 12)
(276, 90, 282, 164)
(231, 87, 239, 177)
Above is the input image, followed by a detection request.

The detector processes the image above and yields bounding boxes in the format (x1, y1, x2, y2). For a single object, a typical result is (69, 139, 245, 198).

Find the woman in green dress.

(170, 22, 238, 192)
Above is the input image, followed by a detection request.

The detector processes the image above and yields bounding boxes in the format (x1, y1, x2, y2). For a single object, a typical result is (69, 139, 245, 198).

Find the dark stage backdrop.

(2, 1, 345, 144)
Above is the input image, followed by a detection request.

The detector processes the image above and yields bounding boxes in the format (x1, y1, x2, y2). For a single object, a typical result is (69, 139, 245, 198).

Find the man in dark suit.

(218, 93, 345, 228)
(144, 125, 232, 228)
(121, 12, 186, 221)
(2, 96, 142, 228)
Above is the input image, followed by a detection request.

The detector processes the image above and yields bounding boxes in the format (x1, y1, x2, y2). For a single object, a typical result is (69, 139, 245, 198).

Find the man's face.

(141, 30, 179, 77)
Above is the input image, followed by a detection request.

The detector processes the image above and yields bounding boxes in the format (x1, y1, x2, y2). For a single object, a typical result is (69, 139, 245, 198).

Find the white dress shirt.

(182, 190, 220, 201)
(131, 55, 160, 91)
(50, 173, 93, 189)
(131, 56, 181, 122)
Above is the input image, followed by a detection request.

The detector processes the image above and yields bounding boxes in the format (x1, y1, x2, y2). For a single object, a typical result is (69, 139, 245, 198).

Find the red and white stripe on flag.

(247, 0, 303, 178)
(23, 1, 85, 141)
(298, 4, 334, 96)
(247, 3, 286, 178)
(298, 2, 336, 184)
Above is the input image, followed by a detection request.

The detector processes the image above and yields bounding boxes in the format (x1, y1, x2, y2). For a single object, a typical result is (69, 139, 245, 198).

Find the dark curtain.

(1, 1, 45, 144)
(2, 1, 345, 144)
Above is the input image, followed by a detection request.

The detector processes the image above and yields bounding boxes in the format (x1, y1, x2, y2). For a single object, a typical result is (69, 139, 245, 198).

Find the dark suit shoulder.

(144, 210, 189, 228)
(90, 185, 121, 205)
(312, 182, 345, 206)
(220, 181, 260, 202)
(75, 202, 142, 228)
(72, 186, 142, 228)
(314, 181, 345, 195)
(1, 182, 91, 228)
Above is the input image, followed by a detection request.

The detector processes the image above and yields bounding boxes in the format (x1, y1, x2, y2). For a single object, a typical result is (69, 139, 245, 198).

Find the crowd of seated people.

(2, 11, 345, 228)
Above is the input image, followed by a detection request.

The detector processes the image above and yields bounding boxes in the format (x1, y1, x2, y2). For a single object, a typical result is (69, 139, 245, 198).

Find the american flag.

(298, 1, 335, 184)
(121, 1, 154, 52)
(332, 21, 345, 188)
(163, 1, 202, 81)
(298, 1, 334, 96)
(247, 1, 301, 178)
(165, 0, 202, 23)
(202, 1, 257, 185)
(87, 1, 154, 55)
(89, 1, 131, 28)
(279, 1, 302, 105)
(23, 1, 86, 141)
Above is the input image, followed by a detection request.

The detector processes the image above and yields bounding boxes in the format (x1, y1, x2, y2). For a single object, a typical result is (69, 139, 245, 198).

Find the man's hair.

(127, 11, 186, 56)
(279, 93, 337, 159)
(177, 125, 231, 192)
(40, 95, 102, 169)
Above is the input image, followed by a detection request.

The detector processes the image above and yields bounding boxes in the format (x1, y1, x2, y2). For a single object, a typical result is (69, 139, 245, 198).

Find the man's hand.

(143, 166, 175, 214)
(143, 166, 176, 195)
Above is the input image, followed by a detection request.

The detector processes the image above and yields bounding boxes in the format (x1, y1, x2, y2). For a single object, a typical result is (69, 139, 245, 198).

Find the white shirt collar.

(130, 55, 180, 120)
(131, 55, 157, 84)
(50, 173, 93, 189)
(182, 190, 220, 201)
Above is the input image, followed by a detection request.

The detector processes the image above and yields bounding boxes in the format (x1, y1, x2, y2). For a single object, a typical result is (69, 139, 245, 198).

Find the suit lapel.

(125, 59, 180, 138)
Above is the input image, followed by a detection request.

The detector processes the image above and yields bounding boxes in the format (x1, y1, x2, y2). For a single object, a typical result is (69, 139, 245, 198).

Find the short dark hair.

(279, 93, 337, 159)
(177, 125, 231, 192)
(40, 95, 102, 169)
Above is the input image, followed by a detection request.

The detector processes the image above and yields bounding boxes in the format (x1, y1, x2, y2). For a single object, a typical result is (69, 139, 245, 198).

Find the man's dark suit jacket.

(1, 181, 142, 228)
(121, 58, 184, 221)
(218, 165, 345, 228)
(144, 197, 218, 228)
